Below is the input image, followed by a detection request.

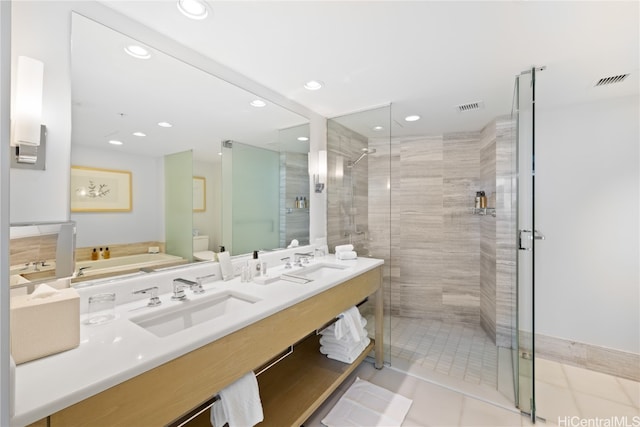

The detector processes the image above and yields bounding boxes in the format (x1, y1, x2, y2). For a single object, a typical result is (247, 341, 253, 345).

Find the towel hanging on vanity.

(210, 372, 263, 427)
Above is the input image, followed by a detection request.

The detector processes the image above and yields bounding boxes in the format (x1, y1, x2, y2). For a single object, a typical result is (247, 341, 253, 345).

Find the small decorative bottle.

(104, 247, 111, 259)
(91, 248, 98, 260)
(99, 248, 104, 259)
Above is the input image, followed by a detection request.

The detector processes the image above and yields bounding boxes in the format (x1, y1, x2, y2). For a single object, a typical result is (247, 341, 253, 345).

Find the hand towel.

(322, 316, 367, 337)
(330, 306, 365, 341)
(334, 244, 354, 253)
(336, 250, 357, 260)
(210, 372, 263, 427)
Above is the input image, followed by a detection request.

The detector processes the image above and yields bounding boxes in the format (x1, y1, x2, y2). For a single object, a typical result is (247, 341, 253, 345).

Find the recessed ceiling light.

(133, 132, 146, 137)
(124, 45, 151, 59)
(404, 115, 421, 122)
(158, 121, 173, 128)
(250, 99, 267, 108)
(177, 0, 208, 20)
(304, 80, 324, 91)
(108, 140, 123, 146)
(297, 136, 309, 142)
(373, 126, 384, 132)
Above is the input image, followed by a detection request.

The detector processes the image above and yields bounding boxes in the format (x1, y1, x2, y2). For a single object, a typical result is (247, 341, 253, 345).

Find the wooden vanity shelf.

(182, 334, 374, 427)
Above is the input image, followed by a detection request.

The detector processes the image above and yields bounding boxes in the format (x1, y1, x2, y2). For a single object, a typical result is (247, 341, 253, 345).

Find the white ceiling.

(101, 0, 639, 138)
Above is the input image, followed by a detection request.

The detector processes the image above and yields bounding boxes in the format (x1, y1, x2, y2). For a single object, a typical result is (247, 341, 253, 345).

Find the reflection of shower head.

(348, 148, 377, 167)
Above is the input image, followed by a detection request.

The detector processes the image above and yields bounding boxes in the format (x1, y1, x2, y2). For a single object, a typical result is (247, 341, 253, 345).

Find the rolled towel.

(336, 250, 357, 260)
(210, 372, 263, 427)
(334, 244, 354, 253)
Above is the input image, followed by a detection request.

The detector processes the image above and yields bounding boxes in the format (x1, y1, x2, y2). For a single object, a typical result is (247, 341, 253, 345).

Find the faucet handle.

(281, 257, 292, 269)
(133, 286, 161, 307)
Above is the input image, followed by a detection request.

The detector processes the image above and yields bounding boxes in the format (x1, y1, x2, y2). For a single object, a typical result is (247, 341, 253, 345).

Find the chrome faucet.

(294, 252, 313, 267)
(195, 273, 217, 289)
(172, 278, 206, 300)
(133, 286, 161, 307)
(281, 257, 292, 269)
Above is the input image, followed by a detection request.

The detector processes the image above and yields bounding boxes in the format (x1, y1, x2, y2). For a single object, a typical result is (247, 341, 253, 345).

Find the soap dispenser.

(249, 250, 261, 278)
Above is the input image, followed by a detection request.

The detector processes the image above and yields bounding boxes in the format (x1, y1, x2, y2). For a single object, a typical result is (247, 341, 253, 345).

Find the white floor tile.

(459, 396, 524, 427)
(563, 363, 633, 406)
(572, 390, 640, 420)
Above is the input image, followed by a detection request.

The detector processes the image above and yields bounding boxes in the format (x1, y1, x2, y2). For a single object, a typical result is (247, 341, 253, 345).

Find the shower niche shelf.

(472, 207, 496, 217)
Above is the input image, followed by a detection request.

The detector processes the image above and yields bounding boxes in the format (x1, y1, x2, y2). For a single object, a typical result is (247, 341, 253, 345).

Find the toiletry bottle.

(475, 192, 482, 209)
(104, 247, 110, 259)
(99, 247, 104, 259)
(303, 197, 308, 208)
(480, 191, 487, 209)
(249, 250, 261, 278)
(91, 248, 98, 260)
(295, 196, 300, 208)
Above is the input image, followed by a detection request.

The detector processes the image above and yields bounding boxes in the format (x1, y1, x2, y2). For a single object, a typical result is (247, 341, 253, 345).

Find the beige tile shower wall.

(368, 137, 397, 316)
(393, 133, 481, 325)
(495, 117, 517, 348)
(279, 152, 310, 248)
(442, 133, 481, 325)
(327, 121, 369, 253)
(480, 122, 497, 343)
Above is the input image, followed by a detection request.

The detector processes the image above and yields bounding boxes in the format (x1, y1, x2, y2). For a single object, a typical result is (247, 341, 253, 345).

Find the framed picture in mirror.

(193, 176, 206, 212)
(70, 166, 132, 212)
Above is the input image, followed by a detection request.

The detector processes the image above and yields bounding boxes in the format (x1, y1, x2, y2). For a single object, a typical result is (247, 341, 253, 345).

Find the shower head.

(348, 148, 377, 168)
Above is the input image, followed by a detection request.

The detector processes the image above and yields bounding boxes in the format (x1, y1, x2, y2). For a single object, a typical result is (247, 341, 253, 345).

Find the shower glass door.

(515, 66, 544, 421)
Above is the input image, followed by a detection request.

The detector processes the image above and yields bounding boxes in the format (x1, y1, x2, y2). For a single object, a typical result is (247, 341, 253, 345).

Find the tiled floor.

(384, 317, 499, 390)
(309, 314, 640, 426)
(304, 357, 639, 426)
(534, 358, 640, 426)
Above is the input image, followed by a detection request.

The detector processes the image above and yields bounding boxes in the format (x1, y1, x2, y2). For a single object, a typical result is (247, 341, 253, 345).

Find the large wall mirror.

(65, 12, 310, 284)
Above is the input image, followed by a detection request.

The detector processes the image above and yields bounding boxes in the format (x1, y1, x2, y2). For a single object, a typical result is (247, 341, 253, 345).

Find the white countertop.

(12, 254, 383, 427)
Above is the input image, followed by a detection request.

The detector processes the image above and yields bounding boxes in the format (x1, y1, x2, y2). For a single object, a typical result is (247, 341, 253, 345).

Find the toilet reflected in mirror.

(193, 235, 215, 261)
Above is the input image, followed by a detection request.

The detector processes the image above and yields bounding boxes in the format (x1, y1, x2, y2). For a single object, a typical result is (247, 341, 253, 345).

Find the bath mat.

(322, 377, 413, 427)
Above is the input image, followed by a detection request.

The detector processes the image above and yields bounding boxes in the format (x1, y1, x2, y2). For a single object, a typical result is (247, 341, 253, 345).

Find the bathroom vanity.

(15, 255, 384, 427)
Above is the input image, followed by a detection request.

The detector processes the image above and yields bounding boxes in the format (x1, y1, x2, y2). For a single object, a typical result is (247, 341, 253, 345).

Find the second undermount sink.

(281, 262, 349, 283)
(130, 291, 261, 338)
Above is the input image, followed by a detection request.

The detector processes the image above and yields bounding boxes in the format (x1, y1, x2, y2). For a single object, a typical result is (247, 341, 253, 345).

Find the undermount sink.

(130, 291, 261, 338)
(281, 262, 349, 283)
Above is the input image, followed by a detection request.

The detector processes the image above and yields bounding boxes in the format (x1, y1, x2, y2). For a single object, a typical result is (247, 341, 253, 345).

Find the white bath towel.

(328, 306, 366, 341)
(335, 250, 357, 260)
(334, 244, 354, 253)
(210, 372, 263, 427)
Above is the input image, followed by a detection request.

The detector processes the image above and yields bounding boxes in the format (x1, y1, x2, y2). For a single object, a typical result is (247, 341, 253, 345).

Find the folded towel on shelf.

(210, 372, 263, 427)
(334, 244, 354, 253)
(335, 250, 357, 260)
(320, 337, 371, 364)
(326, 306, 366, 341)
(322, 316, 367, 337)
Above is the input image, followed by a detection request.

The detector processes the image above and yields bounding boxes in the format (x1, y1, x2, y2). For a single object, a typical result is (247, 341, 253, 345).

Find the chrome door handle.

(519, 229, 545, 251)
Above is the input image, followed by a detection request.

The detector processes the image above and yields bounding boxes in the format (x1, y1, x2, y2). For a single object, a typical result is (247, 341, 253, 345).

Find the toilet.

(193, 235, 216, 261)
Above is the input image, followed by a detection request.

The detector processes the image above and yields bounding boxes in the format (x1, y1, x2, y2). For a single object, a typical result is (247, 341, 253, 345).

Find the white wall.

(1, 2, 11, 424)
(10, 1, 72, 223)
(536, 95, 639, 354)
(70, 145, 164, 248)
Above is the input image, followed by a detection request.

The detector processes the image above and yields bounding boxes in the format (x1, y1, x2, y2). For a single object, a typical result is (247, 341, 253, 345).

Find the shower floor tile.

(368, 316, 500, 390)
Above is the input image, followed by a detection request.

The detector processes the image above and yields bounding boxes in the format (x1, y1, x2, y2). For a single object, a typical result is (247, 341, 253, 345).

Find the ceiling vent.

(595, 74, 629, 87)
(456, 101, 484, 113)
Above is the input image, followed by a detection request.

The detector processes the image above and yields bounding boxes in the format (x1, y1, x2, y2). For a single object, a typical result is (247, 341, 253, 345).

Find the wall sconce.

(10, 56, 46, 170)
(309, 150, 327, 193)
